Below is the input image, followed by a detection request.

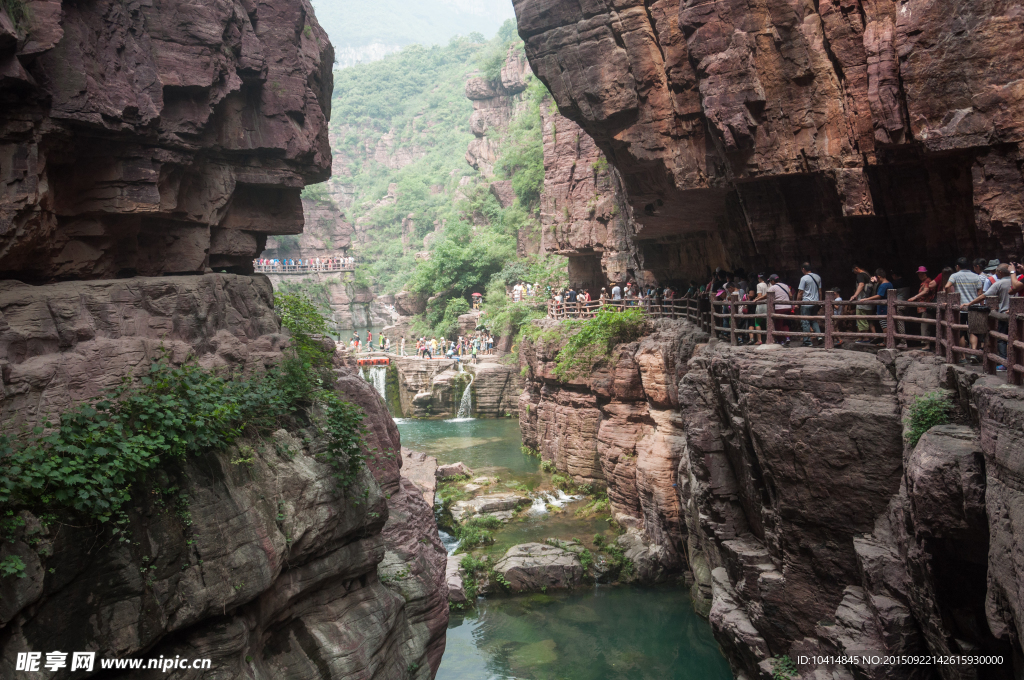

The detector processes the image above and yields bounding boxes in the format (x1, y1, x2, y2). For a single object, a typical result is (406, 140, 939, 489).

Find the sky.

(311, 0, 516, 65)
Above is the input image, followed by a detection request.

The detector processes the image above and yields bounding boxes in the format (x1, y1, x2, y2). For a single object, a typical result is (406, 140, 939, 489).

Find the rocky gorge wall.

(519, 321, 1024, 679)
(0, 2, 451, 678)
(1, 0, 334, 281)
(512, 0, 1024, 287)
(0, 274, 450, 679)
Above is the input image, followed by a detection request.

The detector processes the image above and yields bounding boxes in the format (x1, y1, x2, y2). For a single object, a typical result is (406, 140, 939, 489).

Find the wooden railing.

(546, 293, 1024, 386)
(254, 261, 355, 274)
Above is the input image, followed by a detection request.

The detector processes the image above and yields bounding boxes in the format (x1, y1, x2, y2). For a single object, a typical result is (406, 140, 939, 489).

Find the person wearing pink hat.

(907, 266, 938, 349)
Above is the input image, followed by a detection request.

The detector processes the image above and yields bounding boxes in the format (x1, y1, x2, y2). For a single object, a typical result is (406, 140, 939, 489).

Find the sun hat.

(768, 274, 780, 282)
(984, 259, 1000, 272)
(916, 266, 928, 273)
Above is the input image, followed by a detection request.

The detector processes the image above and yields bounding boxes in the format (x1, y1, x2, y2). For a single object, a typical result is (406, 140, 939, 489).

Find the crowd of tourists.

(411, 333, 495, 362)
(549, 256, 1024, 370)
(344, 329, 497, 363)
(254, 256, 355, 272)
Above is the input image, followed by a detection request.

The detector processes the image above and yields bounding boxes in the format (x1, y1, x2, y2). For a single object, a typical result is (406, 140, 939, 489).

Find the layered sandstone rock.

(465, 46, 532, 178)
(540, 106, 641, 288)
(0, 273, 283, 427)
(0, 273, 450, 679)
(0, 0, 334, 281)
(512, 0, 1024, 286)
(264, 196, 354, 262)
(519, 318, 1024, 677)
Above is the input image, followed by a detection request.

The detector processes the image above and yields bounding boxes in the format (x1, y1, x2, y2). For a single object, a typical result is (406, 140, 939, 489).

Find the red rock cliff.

(0, 0, 334, 281)
(520, 322, 1024, 678)
(513, 0, 1024, 286)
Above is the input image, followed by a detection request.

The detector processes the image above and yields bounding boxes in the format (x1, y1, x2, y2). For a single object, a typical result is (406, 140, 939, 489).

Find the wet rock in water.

(446, 555, 468, 604)
(451, 492, 529, 523)
(437, 462, 473, 479)
(494, 543, 584, 593)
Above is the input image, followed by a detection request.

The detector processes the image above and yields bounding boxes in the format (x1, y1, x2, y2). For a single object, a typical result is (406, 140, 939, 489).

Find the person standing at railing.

(891, 270, 912, 349)
(967, 263, 1022, 370)
(907, 266, 938, 350)
(752, 273, 769, 345)
(796, 263, 823, 347)
(767, 275, 793, 344)
(851, 265, 876, 335)
(945, 257, 985, 356)
(611, 283, 622, 303)
(859, 269, 892, 346)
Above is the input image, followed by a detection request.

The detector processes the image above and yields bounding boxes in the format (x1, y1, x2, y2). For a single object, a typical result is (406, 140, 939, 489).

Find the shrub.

(540, 460, 556, 473)
(454, 515, 503, 549)
(905, 391, 952, 447)
(771, 655, 798, 680)
(552, 308, 647, 382)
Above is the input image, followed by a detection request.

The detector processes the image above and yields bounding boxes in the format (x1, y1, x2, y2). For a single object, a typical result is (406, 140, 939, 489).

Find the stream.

(393, 417, 733, 680)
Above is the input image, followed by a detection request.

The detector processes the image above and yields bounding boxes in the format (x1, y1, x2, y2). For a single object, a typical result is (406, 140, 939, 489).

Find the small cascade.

(527, 489, 584, 515)
(455, 371, 474, 420)
(358, 366, 367, 381)
(367, 366, 387, 401)
(438, 529, 460, 555)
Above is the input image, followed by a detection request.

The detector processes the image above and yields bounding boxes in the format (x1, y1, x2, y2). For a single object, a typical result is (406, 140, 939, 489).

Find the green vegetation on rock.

(0, 294, 367, 561)
(905, 391, 953, 447)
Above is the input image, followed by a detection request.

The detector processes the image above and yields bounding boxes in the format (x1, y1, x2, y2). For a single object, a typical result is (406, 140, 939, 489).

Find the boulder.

(394, 290, 428, 316)
(450, 493, 529, 523)
(493, 543, 583, 593)
(436, 462, 473, 480)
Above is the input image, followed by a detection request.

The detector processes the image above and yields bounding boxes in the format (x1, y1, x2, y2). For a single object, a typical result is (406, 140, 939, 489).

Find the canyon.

(0, 2, 449, 678)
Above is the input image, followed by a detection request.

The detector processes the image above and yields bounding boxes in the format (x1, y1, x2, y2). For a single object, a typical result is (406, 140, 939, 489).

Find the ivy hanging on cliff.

(0, 294, 367, 532)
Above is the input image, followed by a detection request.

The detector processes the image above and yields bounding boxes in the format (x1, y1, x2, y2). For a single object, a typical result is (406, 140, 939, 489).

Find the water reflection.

(440, 587, 731, 680)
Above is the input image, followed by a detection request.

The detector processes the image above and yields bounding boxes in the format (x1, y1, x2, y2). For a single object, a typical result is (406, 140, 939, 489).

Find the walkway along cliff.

(0, 2, 448, 678)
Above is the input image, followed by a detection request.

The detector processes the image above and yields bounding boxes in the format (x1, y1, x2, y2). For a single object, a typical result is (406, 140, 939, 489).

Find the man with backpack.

(796, 263, 823, 346)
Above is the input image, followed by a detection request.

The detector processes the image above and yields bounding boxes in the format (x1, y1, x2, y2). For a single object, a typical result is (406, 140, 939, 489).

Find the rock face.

(512, 0, 1024, 286)
(519, 319, 1024, 678)
(0, 273, 283, 427)
(0, 273, 450, 679)
(0, 0, 334, 281)
(492, 543, 583, 593)
(264, 196, 354, 262)
(539, 98, 640, 289)
(265, 269, 387, 331)
(465, 46, 532, 178)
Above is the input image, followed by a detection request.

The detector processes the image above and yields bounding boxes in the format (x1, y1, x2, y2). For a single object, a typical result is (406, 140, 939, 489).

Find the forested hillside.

(296, 21, 566, 339)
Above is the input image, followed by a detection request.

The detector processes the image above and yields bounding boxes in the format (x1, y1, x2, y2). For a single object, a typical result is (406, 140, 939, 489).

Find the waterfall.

(362, 366, 387, 401)
(455, 371, 474, 420)
(369, 366, 387, 401)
